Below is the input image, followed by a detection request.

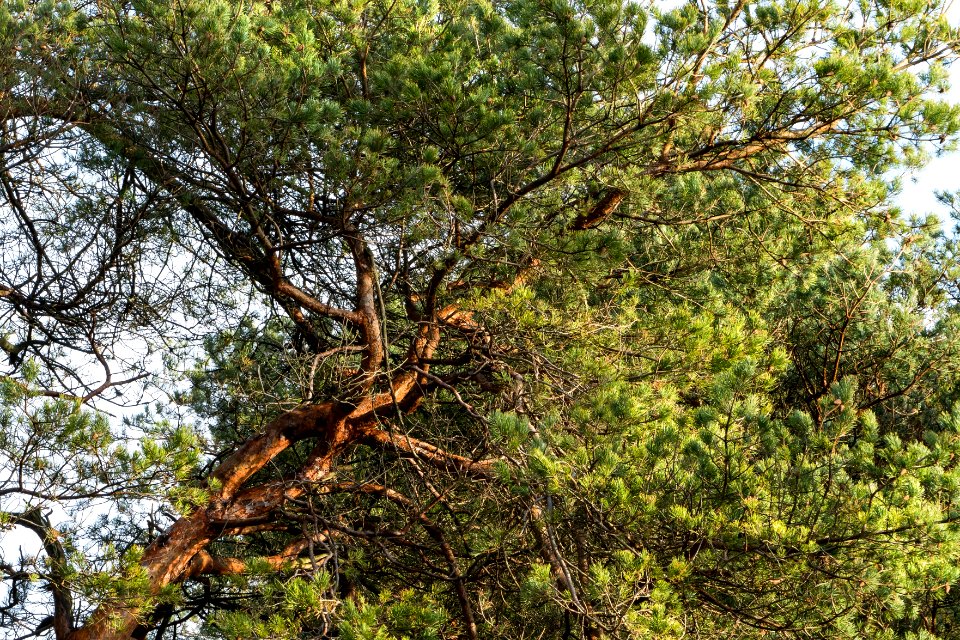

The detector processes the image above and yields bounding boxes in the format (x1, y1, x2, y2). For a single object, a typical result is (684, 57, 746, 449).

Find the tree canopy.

(3, 0, 960, 637)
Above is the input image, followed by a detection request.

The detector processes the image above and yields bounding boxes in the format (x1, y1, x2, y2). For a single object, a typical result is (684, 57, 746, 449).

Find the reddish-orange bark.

(59, 289, 512, 640)
(63, 320, 483, 639)
(66, 403, 344, 640)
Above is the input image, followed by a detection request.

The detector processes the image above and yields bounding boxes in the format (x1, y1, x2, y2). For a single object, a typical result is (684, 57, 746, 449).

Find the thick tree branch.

(13, 509, 74, 640)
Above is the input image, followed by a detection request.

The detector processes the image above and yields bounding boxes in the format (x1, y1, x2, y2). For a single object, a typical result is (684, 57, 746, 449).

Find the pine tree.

(2, 0, 960, 637)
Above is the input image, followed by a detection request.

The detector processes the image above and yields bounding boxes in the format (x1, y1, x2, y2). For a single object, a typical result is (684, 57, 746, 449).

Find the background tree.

(2, 0, 960, 638)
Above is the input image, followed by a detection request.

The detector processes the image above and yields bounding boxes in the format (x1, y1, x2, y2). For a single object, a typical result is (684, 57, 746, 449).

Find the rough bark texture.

(63, 310, 485, 639)
(65, 403, 342, 640)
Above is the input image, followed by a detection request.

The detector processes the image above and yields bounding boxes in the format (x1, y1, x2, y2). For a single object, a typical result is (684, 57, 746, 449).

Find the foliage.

(2, 0, 960, 638)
